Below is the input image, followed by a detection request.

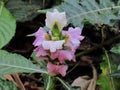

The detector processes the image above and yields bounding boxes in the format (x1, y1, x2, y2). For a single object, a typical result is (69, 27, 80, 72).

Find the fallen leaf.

(13, 73, 25, 90)
(71, 76, 91, 90)
(71, 64, 97, 90)
(4, 74, 14, 81)
(4, 74, 17, 86)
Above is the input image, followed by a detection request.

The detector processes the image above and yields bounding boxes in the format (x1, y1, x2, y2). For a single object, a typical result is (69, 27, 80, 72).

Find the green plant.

(0, 0, 120, 90)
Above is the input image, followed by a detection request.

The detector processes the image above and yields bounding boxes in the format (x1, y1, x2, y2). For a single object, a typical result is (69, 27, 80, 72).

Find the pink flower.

(33, 27, 47, 46)
(63, 27, 84, 50)
(47, 62, 68, 76)
(34, 45, 48, 57)
(32, 9, 85, 77)
(51, 50, 75, 63)
(33, 27, 65, 53)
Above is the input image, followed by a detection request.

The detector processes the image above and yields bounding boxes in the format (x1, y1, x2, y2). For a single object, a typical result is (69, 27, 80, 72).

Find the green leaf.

(0, 80, 18, 90)
(0, 2, 16, 48)
(110, 70, 120, 78)
(0, 50, 47, 75)
(37, 2, 63, 14)
(97, 62, 114, 90)
(97, 50, 117, 90)
(118, 64, 120, 70)
(110, 53, 120, 64)
(110, 43, 120, 54)
(110, 70, 120, 90)
(110, 64, 120, 89)
(52, 0, 120, 28)
(6, 0, 42, 22)
(42, 74, 55, 90)
(0, 0, 9, 3)
(31, 52, 47, 70)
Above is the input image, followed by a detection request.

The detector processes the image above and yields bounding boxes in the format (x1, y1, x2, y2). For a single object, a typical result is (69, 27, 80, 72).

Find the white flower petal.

(55, 40, 65, 49)
(50, 44, 56, 52)
(42, 40, 65, 52)
(45, 9, 67, 30)
(45, 12, 54, 29)
(42, 41, 50, 50)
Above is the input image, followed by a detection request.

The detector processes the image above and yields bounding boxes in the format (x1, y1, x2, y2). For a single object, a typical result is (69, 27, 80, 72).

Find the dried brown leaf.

(71, 65, 97, 90)
(4, 74, 14, 81)
(71, 76, 91, 90)
(13, 73, 25, 90)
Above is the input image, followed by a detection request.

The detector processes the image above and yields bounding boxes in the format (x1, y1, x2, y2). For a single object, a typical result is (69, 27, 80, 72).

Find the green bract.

(52, 23, 62, 40)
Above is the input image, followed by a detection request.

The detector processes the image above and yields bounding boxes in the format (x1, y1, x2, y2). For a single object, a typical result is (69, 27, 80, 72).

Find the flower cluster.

(33, 9, 84, 77)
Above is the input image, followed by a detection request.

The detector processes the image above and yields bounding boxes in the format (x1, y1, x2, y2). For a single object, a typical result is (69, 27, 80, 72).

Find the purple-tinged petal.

(63, 27, 84, 50)
(47, 62, 58, 76)
(47, 62, 68, 76)
(51, 50, 76, 63)
(33, 27, 47, 46)
(34, 45, 48, 57)
(58, 65, 68, 77)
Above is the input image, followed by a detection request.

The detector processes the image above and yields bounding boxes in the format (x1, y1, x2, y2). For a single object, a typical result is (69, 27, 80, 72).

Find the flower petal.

(42, 40, 65, 52)
(34, 45, 48, 57)
(63, 27, 84, 50)
(45, 9, 67, 30)
(47, 62, 58, 76)
(47, 62, 68, 76)
(51, 50, 75, 63)
(58, 65, 68, 77)
(33, 27, 47, 46)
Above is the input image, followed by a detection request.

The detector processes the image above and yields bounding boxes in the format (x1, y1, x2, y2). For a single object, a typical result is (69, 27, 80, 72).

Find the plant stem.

(46, 75, 51, 90)
(101, 27, 105, 44)
(76, 49, 93, 57)
(76, 34, 120, 57)
(89, 64, 97, 90)
(67, 62, 80, 74)
(103, 48, 115, 90)
(56, 77, 71, 90)
(42, 0, 45, 9)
